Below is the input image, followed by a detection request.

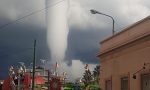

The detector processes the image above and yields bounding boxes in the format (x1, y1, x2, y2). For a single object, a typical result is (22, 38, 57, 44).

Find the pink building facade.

(98, 16, 150, 90)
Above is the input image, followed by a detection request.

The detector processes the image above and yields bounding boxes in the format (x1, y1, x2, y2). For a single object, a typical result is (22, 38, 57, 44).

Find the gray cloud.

(0, 22, 50, 79)
(69, 0, 150, 30)
(66, 27, 110, 63)
(0, 0, 45, 27)
(0, 0, 149, 29)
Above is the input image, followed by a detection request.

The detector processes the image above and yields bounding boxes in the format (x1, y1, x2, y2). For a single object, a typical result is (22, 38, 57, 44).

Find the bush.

(63, 87, 73, 90)
(88, 84, 101, 90)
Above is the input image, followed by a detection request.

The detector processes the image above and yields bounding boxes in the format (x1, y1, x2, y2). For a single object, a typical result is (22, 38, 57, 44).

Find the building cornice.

(98, 34, 150, 60)
(100, 15, 150, 44)
(98, 16, 150, 57)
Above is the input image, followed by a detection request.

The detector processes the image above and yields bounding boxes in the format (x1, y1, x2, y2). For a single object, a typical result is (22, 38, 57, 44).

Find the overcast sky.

(0, 0, 149, 79)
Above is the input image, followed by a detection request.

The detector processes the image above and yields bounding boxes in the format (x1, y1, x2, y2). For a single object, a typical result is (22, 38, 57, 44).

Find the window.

(106, 80, 112, 90)
(121, 77, 128, 90)
(141, 74, 150, 90)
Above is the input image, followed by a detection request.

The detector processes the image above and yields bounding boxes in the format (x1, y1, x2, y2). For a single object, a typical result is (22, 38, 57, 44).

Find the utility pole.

(32, 40, 36, 90)
(48, 70, 50, 90)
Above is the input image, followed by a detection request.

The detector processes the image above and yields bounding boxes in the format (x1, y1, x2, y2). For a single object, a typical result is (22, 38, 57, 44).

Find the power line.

(0, 0, 66, 31)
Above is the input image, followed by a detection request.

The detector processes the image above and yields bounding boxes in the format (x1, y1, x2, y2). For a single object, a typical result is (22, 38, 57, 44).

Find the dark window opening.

(106, 80, 112, 90)
(121, 77, 128, 90)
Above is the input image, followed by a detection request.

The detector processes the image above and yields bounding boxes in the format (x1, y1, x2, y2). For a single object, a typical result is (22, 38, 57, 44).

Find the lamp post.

(90, 9, 115, 35)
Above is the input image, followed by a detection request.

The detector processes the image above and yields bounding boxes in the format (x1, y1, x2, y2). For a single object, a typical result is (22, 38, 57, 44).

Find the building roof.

(98, 15, 150, 57)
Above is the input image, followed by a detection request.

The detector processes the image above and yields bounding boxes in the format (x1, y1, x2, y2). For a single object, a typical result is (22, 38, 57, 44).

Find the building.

(98, 16, 150, 90)
(2, 65, 65, 90)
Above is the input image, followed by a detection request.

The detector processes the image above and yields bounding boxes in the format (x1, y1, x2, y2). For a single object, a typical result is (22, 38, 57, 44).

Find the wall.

(99, 16, 150, 90)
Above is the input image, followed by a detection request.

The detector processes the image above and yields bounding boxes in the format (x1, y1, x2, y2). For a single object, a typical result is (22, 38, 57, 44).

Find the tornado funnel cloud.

(46, 0, 69, 64)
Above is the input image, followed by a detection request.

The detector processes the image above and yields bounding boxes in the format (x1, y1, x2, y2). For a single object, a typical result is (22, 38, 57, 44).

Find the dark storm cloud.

(66, 27, 111, 64)
(0, 22, 50, 79)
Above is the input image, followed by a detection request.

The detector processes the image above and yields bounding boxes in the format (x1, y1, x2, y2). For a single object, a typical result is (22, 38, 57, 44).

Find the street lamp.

(90, 9, 115, 35)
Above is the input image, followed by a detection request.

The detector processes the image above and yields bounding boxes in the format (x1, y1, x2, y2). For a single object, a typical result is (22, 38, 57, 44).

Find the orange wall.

(99, 17, 150, 90)
(100, 36, 150, 90)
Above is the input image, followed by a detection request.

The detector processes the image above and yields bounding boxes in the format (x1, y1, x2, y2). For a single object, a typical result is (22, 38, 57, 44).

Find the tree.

(93, 65, 100, 84)
(82, 64, 93, 89)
